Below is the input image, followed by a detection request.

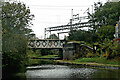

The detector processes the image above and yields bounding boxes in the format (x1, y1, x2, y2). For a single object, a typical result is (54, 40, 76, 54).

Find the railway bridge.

(28, 39, 66, 58)
(28, 39, 66, 49)
(28, 39, 94, 59)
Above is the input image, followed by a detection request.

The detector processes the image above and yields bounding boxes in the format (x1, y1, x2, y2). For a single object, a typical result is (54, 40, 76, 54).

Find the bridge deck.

(28, 39, 66, 49)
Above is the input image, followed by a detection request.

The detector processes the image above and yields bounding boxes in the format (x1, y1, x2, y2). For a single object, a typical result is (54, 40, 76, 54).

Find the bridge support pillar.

(58, 48, 63, 59)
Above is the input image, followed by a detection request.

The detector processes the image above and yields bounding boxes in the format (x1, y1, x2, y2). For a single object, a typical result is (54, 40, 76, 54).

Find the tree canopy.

(2, 2, 34, 53)
(2, 2, 34, 75)
(96, 25, 115, 42)
(67, 2, 120, 59)
(48, 34, 59, 39)
(68, 30, 93, 43)
(88, 2, 120, 26)
(68, 2, 119, 43)
(2, 2, 34, 35)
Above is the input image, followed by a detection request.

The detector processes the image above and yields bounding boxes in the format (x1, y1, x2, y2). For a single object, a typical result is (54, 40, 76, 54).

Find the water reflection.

(92, 69, 119, 78)
(26, 65, 97, 79)
(3, 65, 120, 79)
(25, 64, 120, 79)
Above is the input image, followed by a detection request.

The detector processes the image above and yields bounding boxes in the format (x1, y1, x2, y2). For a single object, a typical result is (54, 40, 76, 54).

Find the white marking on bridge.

(28, 39, 66, 49)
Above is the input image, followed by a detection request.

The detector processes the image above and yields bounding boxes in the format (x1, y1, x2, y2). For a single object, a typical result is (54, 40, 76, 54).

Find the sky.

(17, 0, 107, 39)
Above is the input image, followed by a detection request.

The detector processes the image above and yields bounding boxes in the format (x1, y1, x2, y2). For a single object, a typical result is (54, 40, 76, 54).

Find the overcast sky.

(18, 0, 107, 39)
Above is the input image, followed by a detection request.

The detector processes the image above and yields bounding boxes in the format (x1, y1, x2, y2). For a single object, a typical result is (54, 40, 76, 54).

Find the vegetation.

(26, 49, 59, 66)
(27, 59, 55, 66)
(2, 1, 34, 77)
(57, 57, 120, 67)
(26, 50, 57, 66)
(48, 34, 59, 39)
(74, 57, 120, 65)
(39, 55, 58, 58)
(68, 30, 93, 43)
(2, 1, 120, 78)
(88, 2, 120, 26)
(27, 49, 58, 58)
(95, 25, 115, 42)
(27, 49, 42, 58)
(68, 2, 120, 61)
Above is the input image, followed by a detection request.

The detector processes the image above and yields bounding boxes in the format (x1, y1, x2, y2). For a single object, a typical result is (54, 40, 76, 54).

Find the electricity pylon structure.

(44, 20, 94, 39)
(44, 9, 98, 39)
(44, 14, 91, 39)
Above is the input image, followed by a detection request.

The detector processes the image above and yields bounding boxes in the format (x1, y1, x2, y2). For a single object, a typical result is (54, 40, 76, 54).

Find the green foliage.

(67, 1, 120, 63)
(75, 57, 102, 62)
(48, 34, 59, 39)
(41, 49, 53, 55)
(35, 50, 42, 56)
(2, 2, 34, 75)
(68, 30, 93, 43)
(99, 39, 120, 59)
(27, 49, 42, 58)
(50, 49, 59, 55)
(73, 53, 79, 60)
(86, 52, 99, 58)
(88, 2, 120, 26)
(28, 59, 55, 66)
(2, 52, 27, 73)
(3, 34, 27, 53)
(2, 2, 34, 35)
(68, 2, 119, 46)
(96, 25, 115, 42)
(74, 57, 120, 65)
(40, 55, 58, 58)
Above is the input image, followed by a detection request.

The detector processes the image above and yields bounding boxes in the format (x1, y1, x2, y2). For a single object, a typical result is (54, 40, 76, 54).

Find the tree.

(87, 2, 119, 43)
(88, 2, 120, 26)
(48, 34, 59, 39)
(2, 2, 34, 76)
(96, 25, 115, 42)
(2, 2, 34, 54)
(2, 2, 34, 35)
(68, 30, 93, 43)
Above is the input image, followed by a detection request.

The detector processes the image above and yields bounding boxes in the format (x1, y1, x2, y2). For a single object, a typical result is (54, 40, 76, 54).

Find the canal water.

(25, 64, 120, 79)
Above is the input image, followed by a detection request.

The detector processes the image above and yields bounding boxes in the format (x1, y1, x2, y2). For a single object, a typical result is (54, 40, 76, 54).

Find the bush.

(100, 39, 120, 59)
(73, 53, 79, 60)
(2, 53, 27, 76)
(35, 50, 42, 57)
(86, 52, 96, 58)
(41, 49, 52, 56)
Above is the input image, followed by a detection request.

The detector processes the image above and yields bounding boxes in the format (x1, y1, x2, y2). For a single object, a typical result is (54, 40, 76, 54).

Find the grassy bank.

(27, 54, 57, 66)
(74, 57, 120, 65)
(27, 51, 58, 66)
(27, 51, 58, 58)
(56, 57, 120, 67)
(27, 53, 120, 67)
(39, 55, 58, 58)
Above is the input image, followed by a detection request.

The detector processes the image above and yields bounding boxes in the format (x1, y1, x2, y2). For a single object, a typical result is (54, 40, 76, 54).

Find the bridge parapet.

(28, 39, 66, 49)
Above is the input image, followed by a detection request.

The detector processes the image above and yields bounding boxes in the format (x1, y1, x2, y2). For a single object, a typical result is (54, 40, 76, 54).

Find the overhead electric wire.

(27, 5, 91, 7)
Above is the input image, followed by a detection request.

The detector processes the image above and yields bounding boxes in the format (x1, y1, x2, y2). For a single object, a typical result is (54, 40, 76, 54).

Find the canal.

(25, 64, 120, 79)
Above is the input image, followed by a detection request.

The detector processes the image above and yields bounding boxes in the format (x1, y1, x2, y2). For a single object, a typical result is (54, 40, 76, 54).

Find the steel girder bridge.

(28, 39, 66, 49)
(28, 39, 65, 58)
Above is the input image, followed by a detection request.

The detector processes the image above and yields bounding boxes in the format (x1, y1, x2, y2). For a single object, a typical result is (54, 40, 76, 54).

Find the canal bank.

(55, 60, 120, 69)
(6, 58, 120, 79)
(28, 57, 120, 70)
